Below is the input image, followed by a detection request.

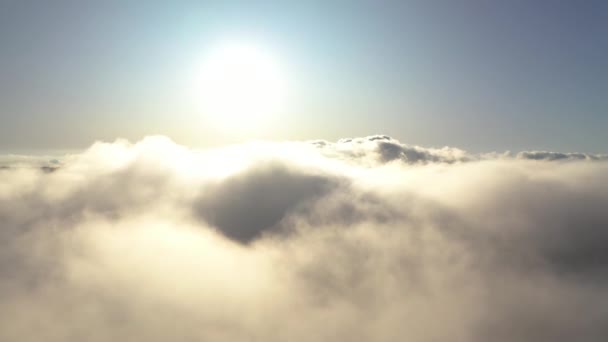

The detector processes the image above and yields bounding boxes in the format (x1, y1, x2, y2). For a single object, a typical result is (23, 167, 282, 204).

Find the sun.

(197, 42, 287, 131)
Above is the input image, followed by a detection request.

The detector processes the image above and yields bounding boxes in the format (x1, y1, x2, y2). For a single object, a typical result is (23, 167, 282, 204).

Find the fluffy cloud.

(1, 135, 608, 341)
(312, 135, 471, 165)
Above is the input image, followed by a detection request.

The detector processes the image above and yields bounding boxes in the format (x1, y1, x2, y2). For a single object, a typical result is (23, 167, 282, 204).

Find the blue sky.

(0, 0, 606, 152)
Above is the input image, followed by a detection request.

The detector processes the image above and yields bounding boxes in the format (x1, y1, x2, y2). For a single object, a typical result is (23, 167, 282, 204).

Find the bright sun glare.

(197, 42, 286, 130)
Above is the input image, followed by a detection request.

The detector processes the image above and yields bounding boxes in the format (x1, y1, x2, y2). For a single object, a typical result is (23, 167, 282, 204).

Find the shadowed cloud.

(193, 163, 339, 243)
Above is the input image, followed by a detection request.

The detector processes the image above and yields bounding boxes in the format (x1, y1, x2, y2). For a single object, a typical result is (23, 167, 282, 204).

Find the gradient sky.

(1, 0, 606, 152)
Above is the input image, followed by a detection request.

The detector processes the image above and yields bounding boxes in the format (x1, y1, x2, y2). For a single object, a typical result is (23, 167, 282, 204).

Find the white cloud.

(1, 136, 608, 341)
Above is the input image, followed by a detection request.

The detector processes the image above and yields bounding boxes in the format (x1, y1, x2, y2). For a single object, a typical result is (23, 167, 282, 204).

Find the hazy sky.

(1, 0, 606, 152)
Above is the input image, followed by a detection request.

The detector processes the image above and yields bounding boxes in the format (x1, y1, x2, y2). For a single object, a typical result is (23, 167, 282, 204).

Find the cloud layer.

(1, 135, 608, 341)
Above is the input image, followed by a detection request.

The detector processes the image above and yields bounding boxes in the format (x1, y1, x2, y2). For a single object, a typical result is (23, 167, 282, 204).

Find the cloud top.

(1, 135, 608, 341)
